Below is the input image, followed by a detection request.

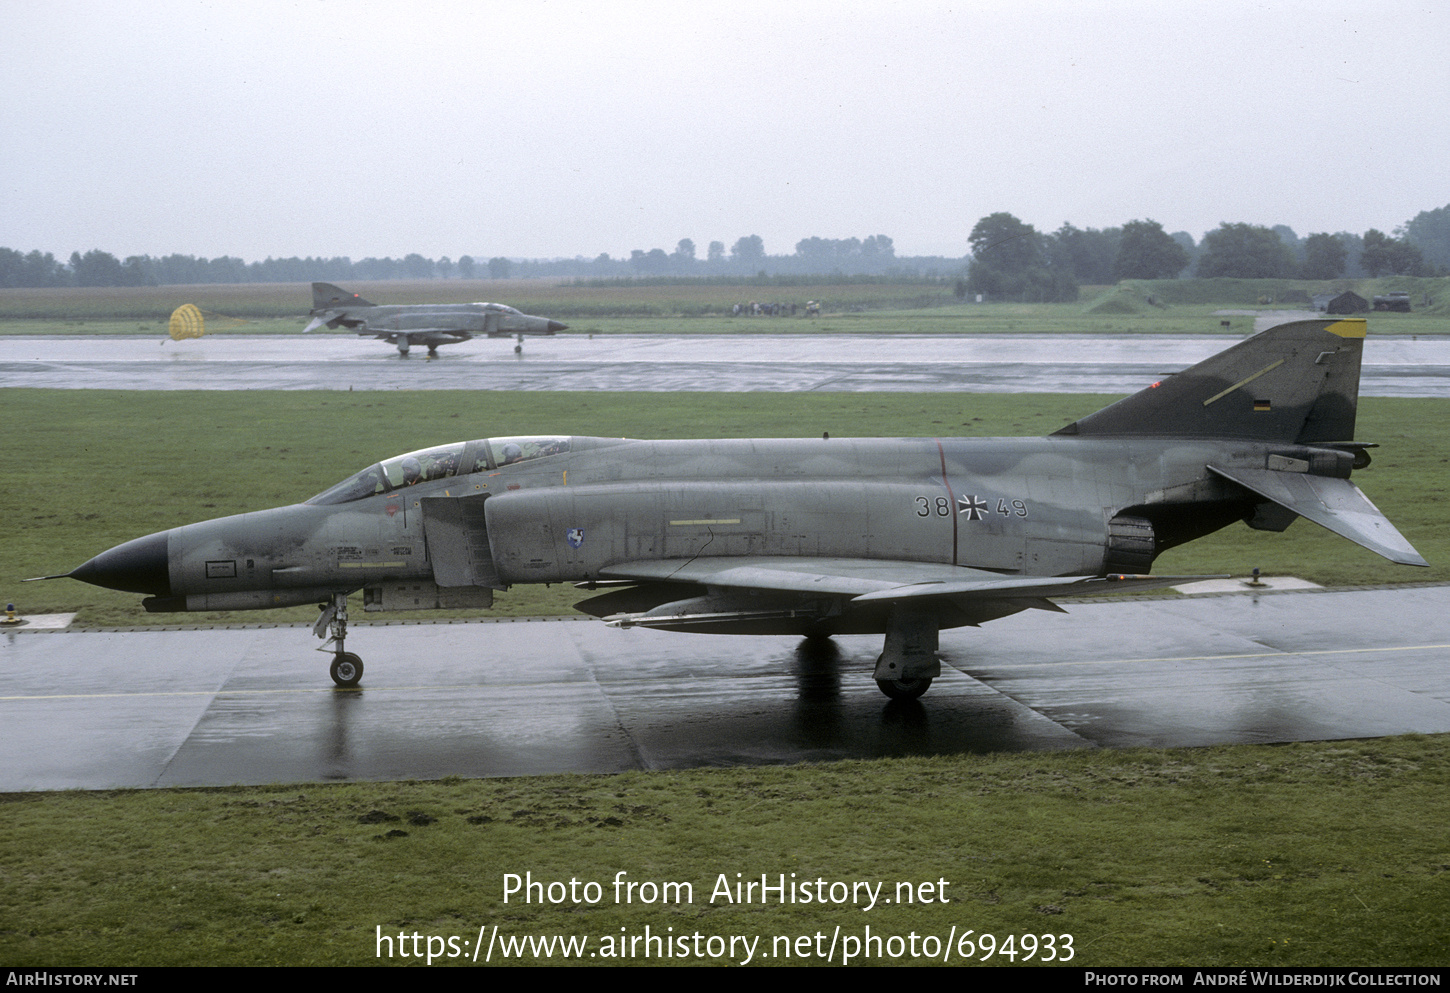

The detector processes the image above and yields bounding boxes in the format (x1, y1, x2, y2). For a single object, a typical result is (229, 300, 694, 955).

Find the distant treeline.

(961, 207, 1450, 303)
(962, 205, 1450, 301)
(0, 236, 966, 289)
(5, 206, 1449, 292)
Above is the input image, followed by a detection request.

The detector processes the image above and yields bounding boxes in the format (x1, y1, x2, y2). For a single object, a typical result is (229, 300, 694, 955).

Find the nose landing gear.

(316, 592, 364, 687)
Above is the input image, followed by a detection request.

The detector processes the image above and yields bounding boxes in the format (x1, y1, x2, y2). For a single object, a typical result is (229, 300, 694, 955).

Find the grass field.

(4, 276, 1450, 334)
(1, 735, 1446, 966)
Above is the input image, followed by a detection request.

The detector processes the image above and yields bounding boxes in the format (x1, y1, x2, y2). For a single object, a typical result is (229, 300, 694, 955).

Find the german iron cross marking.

(958, 495, 988, 520)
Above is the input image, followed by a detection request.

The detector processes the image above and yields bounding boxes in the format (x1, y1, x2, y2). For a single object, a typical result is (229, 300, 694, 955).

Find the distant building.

(1373, 292, 1412, 312)
(1312, 291, 1368, 314)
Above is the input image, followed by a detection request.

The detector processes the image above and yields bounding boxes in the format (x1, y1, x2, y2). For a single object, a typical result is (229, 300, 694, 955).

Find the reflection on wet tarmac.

(3, 585, 1448, 789)
(2, 334, 1448, 395)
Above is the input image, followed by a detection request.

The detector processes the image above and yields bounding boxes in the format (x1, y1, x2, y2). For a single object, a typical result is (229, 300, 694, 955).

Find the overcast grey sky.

(4, 0, 1445, 263)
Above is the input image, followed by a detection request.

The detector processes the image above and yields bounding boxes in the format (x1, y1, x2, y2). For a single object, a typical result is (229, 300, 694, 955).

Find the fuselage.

(318, 303, 565, 337)
(75, 432, 1293, 620)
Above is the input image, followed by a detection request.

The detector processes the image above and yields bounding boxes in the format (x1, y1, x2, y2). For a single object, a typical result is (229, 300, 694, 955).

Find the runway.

(3, 333, 1450, 395)
(4, 584, 1448, 790)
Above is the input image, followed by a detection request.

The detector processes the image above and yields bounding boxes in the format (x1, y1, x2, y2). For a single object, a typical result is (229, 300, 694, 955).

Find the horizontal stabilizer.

(1208, 464, 1428, 567)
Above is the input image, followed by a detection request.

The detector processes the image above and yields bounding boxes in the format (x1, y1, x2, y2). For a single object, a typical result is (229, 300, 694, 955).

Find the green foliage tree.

(968, 212, 1039, 271)
(0, 248, 67, 287)
(861, 234, 894, 258)
(1401, 203, 1450, 270)
(1194, 222, 1295, 278)
(731, 235, 765, 262)
(487, 256, 512, 280)
(71, 249, 124, 287)
(1300, 233, 1347, 280)
(0, 248, 24, 287)
(1054, 223, 1121, 284)
(120, 256, 155, 286)
(1113, 219, 1188, 280)
(1361, 229, 1429, 277)
(965, 213, 1076, 302)
(1332, 232, 1368, 278)
(457, 255, 475, 279)
(1273, 225, 1303, 266)
(401, 253, 434, 279)
(795, 236, 859, 259)
(629, 248, 670, 274)
(707, 240, 725, 263)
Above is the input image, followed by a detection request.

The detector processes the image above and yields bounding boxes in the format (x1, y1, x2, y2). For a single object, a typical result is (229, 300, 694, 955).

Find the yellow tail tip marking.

(1326, 318, 1367, 339)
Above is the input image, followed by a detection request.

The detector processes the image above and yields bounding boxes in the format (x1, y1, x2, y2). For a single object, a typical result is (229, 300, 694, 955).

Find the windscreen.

(305, 436, 570, 505)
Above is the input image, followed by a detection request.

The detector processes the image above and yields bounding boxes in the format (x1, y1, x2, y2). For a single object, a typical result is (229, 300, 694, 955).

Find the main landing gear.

(316, 592, 364, 688)
(875, 674, 934, 700)
(871, 606, 940, 701)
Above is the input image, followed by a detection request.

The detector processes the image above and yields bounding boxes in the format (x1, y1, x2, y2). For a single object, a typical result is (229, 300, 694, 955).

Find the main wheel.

(330, 652, 364, 688)
(875, 676, 932, 700)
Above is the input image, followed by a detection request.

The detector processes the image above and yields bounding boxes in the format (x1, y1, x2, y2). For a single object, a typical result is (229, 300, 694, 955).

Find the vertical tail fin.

(310, 282, 375, 311)
(1054, 318, 1366, 443)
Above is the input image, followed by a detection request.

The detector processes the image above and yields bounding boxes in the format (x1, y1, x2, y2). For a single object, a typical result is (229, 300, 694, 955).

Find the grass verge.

(1, 735, 1446, 966)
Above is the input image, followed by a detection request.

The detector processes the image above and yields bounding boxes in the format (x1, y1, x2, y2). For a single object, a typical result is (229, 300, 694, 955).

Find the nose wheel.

(330, 652, 364, 688)
(316, 593, 364, 687)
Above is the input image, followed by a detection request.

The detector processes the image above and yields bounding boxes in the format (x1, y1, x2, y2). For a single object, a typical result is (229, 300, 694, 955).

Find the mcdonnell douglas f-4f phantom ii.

(304, 282, 568, 356)
(51, 318, 1426, 699)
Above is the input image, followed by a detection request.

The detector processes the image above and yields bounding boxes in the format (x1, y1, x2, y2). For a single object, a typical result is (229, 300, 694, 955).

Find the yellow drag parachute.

(168, 304, 205, 341)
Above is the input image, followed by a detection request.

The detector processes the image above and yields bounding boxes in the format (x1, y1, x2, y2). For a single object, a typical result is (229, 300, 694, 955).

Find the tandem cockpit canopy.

(306, 436, 571, 505)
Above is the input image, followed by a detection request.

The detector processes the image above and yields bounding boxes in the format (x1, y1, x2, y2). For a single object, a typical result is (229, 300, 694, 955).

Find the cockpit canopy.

(306, 436, 570, 505)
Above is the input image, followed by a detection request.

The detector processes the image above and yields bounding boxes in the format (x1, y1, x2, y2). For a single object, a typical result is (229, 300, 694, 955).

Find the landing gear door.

(420, 495, 505, 589)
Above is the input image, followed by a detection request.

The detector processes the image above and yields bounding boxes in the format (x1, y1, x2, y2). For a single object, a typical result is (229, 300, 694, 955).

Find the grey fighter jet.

(50, 318, 1425, 698)
(304, 282, 568, 356)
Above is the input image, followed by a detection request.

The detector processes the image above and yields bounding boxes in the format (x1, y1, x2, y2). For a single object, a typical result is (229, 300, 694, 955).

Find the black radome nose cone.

(69, 531, 171, 596)
(548, 320, 568, 333)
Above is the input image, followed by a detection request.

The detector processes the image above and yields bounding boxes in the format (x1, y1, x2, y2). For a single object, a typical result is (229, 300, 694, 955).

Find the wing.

(583, 556, 1212, 630)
